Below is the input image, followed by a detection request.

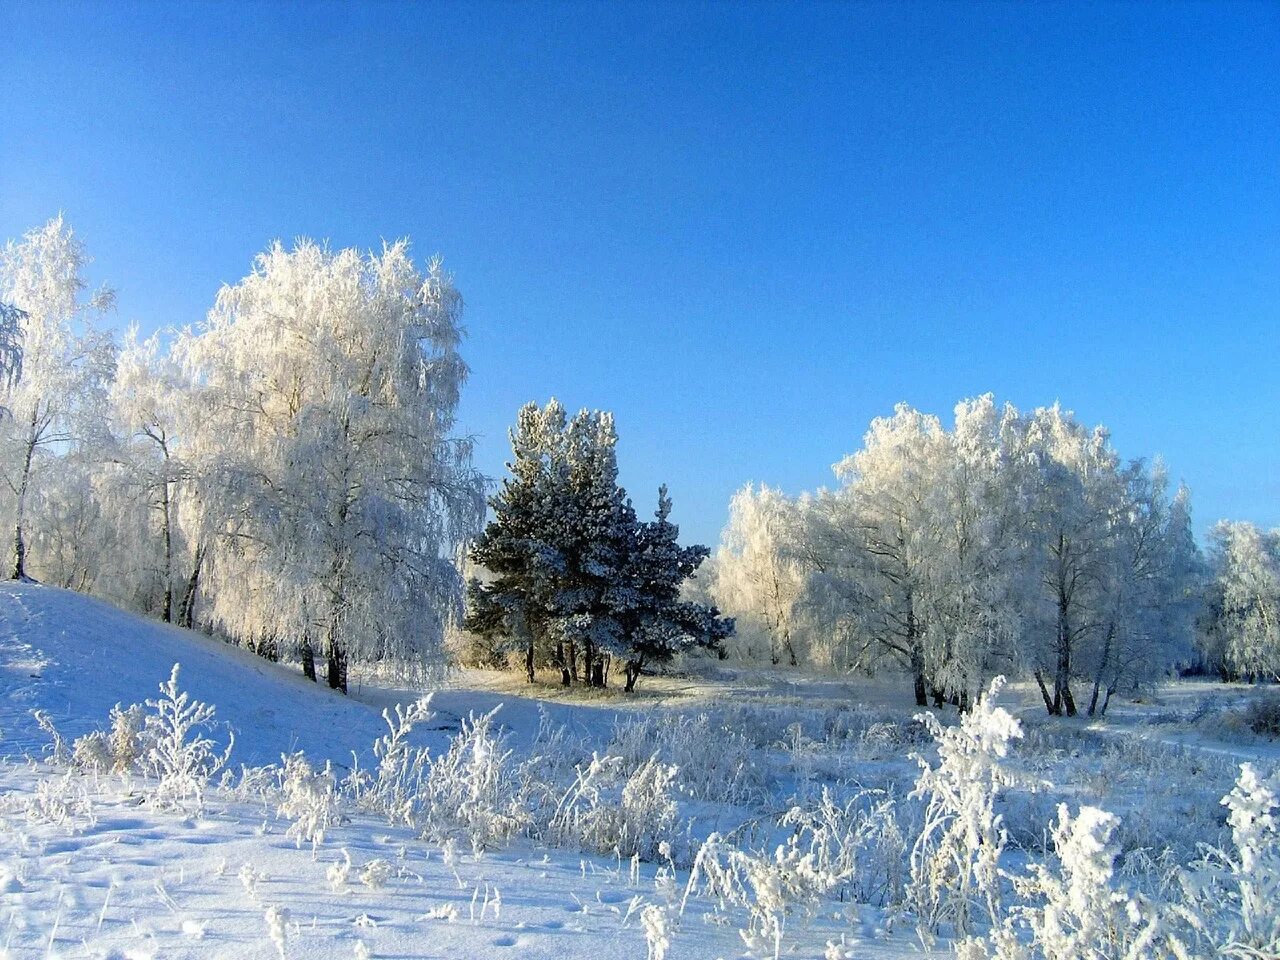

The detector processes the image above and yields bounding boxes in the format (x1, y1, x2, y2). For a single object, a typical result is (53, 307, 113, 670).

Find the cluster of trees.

(0, 217, 485, 690)
(1201, 521, 1280, 682)
(4, 217, 1277, 705)
(707, 397, 1208, 715)
(464, 400, 731, 691)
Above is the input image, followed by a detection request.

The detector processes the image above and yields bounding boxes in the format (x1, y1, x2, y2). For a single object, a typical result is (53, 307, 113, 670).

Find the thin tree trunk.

(300, 635, 317, 681)
(159, 478, 173, 622)
(624, 656, 644, 693)
(909, 608, 928, 707)
(568, 639, 578, 683)
(11, 417, 37, 581)
(325, 621, 347, 693)
(1035, 669, 1058, 715)
(177, 544, 205, 629)
(1088, 624, 1116, 718)
(557, 640, 570, 686)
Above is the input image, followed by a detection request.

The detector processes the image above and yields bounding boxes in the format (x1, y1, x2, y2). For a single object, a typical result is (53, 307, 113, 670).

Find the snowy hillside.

(0, 582, 398, 767)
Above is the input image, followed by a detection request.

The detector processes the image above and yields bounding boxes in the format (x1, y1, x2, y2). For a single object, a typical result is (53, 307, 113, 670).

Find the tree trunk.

(177, 544, 205, 629)
(557, 640, 570, 686)
(325, 621, 347, 693)
(159, 479, 173, 622)
(624, 657, 644, 693)
(525, 638, 535, 683)
(1035, 669, 1058, 715)
(909, 614, 928, 707)
(1088, 624, 1115, 718)
(326, 643, 347, 693)
(300, 636, 317, 681)
(1055, 595, 1077, 717)
(10, 419, 37, 581)
(568, 639, 578, 683)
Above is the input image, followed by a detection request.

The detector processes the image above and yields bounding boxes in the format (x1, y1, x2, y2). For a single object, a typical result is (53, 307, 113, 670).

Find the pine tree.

(467, 402, 731, 690)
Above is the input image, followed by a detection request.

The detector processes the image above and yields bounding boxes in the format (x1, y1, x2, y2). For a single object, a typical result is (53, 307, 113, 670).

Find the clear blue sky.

(2, 1, 1277, 546)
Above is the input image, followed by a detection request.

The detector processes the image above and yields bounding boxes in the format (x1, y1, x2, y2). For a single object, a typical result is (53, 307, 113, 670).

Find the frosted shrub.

(1182, 763, 1280, 958)
(26, 769, 95, 829)
(1011, 804, 1153, 960)
(642, 902, 673, 960)
(277, 752, 342, 852)
(264, 903, 289, 957)
(908, 677, 1021, 943)
(108, 702, 147, 771)
(1220, 763, 1280, 954)
(780, 786, 907, 907)
(33, 709, 70, 765)
(72, 730, 113, 772)
(608, 712, 763, 804)
(683, 832, 847, 960)
(144, 664, 233, 814)
(547, 753, 680, 860)
(360, 857, 393, 888)
(418, 707, 529, 847)
(70, 702, 148, 775)
(358, 697, 433, 824)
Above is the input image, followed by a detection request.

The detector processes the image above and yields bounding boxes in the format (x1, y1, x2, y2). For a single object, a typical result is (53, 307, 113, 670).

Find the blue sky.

(2, 1, 1277, 546)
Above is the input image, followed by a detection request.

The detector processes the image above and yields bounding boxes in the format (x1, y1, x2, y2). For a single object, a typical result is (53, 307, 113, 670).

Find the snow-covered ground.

(2, 582, 1277, 959)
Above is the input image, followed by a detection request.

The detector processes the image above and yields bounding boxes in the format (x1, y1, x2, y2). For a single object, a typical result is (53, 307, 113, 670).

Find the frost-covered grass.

(3, 582, 1279, 958)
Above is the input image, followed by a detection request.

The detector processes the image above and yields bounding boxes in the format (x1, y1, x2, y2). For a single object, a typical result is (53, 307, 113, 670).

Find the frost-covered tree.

(1204, 521, 1280, 682)
(1015, 406, 1127, 717)
(0, 302, 23, 396)
(0, 216, 116, 580)
(1083, 468, 1202, 715)
(818, 405, 950, 704)
(711, 395, 1203, 712)
(917, 396, 1028, 707)
(100, 327, 197, 620)
(711, 484, 807, 666)
(178, 239, 485, 689)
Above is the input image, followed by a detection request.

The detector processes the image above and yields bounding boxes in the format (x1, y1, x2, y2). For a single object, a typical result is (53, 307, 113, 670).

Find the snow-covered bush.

(25, 769, 95, 829)
(1178, 763, 1280, 958)
(32, 709, 70, 765)
(780, 786, 907, 908)
(66, 702, 147, 775)
(264, 903, 289, 957)
(143, 663, 233, 814)
(277, 752, 342, 852)
(546, 752, 680, 860)
(354, 696, 433, 824)
(908, 677, 1021, 943)
(71, 729, 113, 772)
(608, 711, 764, 804)
(642, 902, 673, 960)
(1243, 692, 1280, 739)
(1014, 804, 1153, 960)
(417, 706, 530, 847)
(683, 832, 849, 960)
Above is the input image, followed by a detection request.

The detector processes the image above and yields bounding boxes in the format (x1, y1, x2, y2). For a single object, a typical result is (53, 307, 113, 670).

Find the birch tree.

(179, 239, 485, 689)
(0, 216, 116, 580)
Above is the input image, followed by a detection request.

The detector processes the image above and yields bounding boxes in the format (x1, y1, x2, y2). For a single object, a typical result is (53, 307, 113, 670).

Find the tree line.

(4, 217, 1275, 705)
(704, 397, 1279, 713)
(0, 217, 486, 691)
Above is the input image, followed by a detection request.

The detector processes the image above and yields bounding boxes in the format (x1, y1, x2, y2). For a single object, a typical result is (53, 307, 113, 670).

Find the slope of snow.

(0, 582, 400, 767)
